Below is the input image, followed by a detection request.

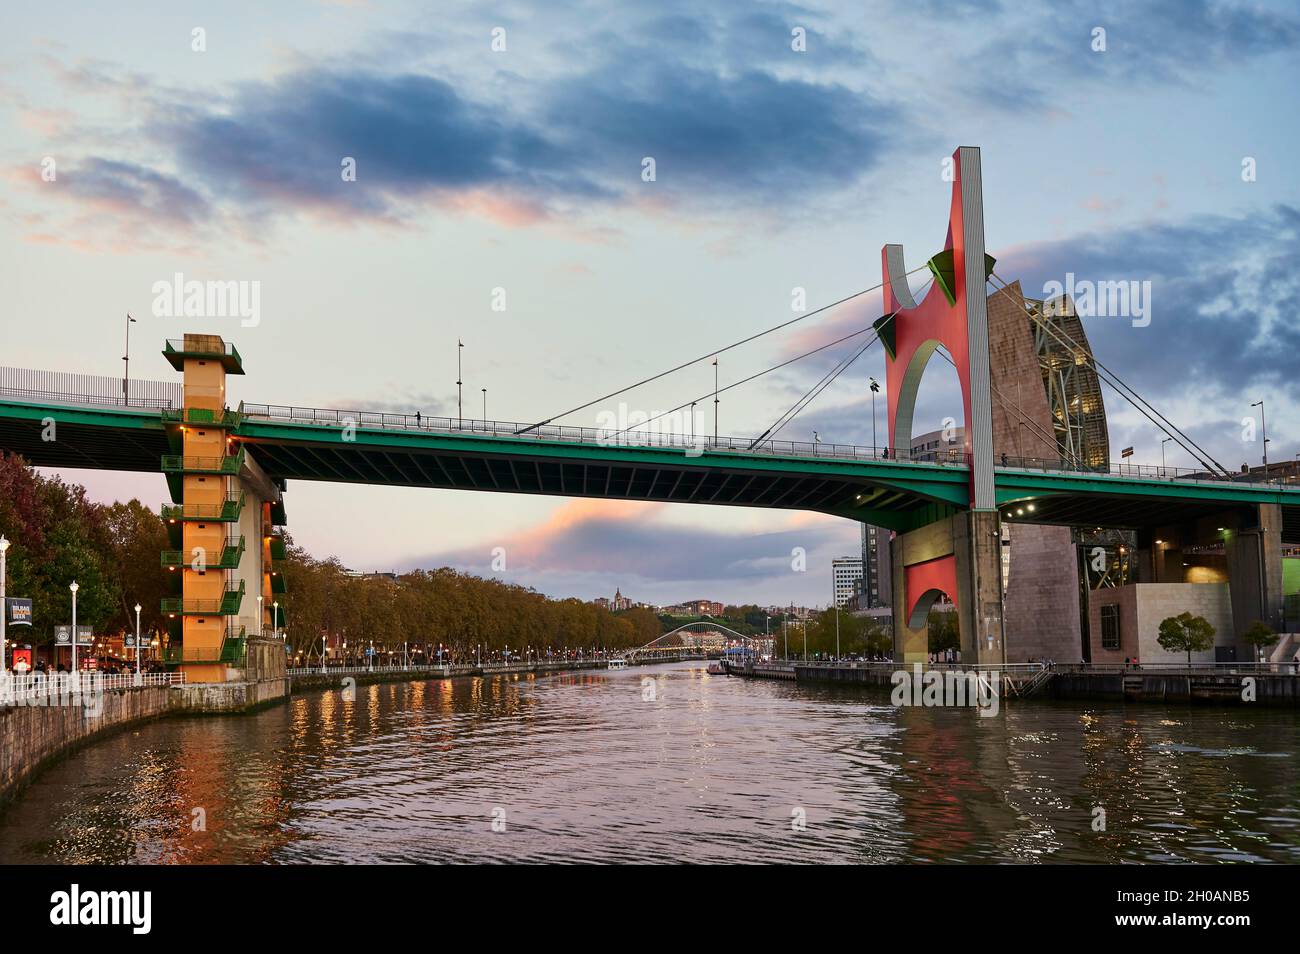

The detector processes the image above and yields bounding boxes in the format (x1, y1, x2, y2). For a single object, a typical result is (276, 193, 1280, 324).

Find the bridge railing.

(0, 671, 186, 705)
(0, 366, 181, 409)
(238, 402, 1298, 486)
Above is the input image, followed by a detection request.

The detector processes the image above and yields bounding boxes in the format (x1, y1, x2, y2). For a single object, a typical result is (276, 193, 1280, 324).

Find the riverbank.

(726, 659, 1300, 707)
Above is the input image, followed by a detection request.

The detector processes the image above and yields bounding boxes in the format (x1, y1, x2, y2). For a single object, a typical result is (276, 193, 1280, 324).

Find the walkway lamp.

(869, 377, 880, 452)
(134, 602, 142, 684)
(1161, 437, 1173, 476)
(1252, 400, 1268, 470)
(0, 535, 8, 674)
(257, 594, 263, 637)
(70, 581, 79, 675)
(272, 600, 279, 639)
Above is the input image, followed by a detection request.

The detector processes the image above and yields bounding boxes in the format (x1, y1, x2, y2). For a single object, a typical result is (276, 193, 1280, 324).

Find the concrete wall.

(1004, 523, 1083, 662)
(0, 685, 173, 805)
(1089, 583, 1234, 664)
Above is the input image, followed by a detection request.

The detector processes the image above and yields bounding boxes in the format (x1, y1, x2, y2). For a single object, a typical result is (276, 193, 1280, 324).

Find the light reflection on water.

(0, 661, 1297, 864)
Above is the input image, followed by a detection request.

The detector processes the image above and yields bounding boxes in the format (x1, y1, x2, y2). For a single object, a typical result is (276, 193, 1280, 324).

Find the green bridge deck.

(3, 396, 1299, 538)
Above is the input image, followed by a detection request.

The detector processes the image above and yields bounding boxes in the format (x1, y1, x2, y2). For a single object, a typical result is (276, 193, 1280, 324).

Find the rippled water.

(1, 661, 1297, 863)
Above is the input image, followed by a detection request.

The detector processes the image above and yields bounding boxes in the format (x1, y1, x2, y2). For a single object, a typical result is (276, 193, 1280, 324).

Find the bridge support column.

(892, 510, 1005, 666)
(1224, 504, 1283, 657)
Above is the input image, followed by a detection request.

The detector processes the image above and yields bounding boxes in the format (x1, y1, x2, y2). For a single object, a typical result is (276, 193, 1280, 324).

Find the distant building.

(592, 597, 610, 610)
(832, 557, 864, 608)
(611, 588, 632, 611)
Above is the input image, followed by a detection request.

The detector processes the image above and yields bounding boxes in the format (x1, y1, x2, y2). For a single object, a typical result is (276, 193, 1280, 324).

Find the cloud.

(398, 496, 857, 604)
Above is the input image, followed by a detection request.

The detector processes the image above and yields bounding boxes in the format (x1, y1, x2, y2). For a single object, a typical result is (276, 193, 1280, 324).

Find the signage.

(5, 597, 32, 626)
(54, 625, 94, 646)
(11, 648, 32, 673)
(1121, 446, 1134, 459)
(124, 634, 136, 648)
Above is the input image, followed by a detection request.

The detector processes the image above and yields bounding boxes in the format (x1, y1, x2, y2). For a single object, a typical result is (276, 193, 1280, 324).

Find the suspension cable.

(514, 267, 929, 435)
(988, 273, 1230, 477)
(610, 323, 877, 441)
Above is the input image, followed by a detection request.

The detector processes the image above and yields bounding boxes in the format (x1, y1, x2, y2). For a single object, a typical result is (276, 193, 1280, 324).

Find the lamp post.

(70, 581, 79, 676)
(835, 603, 841, 661)
(457, 339, 464, 429)
(1252, 400, 1268, 470)
(272, 600, 279, 640)
(1161, 436, 1173, 476)
(869, 377, 880, 453)
(481, 388, 487, 422)
(0, 535, 8, 674)
(712, 357, 719, 446)
(123, 313, 136, 405)
(257, 594, 263, 637)
(134, 602, 142, 684)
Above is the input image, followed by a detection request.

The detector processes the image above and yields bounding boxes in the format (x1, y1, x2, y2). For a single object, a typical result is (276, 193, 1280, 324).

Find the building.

(832, 557, 863, 608)
(611, 588, 632, 612)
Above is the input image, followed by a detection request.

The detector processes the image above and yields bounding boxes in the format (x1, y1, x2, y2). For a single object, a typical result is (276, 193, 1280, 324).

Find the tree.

(1157, 612, 1215, 665)
(927, 609, 960, 654)
(1243, 620, 1278, 661)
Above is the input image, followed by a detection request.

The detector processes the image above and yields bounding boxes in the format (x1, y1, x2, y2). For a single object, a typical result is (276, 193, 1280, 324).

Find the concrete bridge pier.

(891, 510, 1005, 666)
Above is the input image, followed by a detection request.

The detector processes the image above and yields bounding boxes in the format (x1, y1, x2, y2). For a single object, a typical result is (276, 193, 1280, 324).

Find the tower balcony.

(161, 448, 245, 475)
(161, 626, 247, 666)
(160, 579, 245, 616)
(161, 491, 245, 523)
(161, 407, 242, 428)
(161, 534, 245, 571)
(163, 336, 245, 375)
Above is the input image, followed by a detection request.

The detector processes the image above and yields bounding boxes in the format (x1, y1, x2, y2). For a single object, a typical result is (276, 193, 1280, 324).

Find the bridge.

(2, 145, 1296, 681)
(625, 622, 767, 662)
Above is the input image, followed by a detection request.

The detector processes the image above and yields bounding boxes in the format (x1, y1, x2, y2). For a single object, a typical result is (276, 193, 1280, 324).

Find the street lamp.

(0, 535, 9, 674)
(134, 602, 142, 683)
(1161, 436, 1173, 476)
(70, 580, 79, 676)
(869, 377, 880, 453)
(123, 313, 136, 405)
(1252, 400, 1268, 470)
(272, 600, 279, 640)
(481, 388, 487, 422)
(257, 594, 263, 637)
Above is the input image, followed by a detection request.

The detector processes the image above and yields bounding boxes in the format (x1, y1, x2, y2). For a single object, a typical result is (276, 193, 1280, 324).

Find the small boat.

(607, 658, 628, 670)
(707, 661, 726, 675)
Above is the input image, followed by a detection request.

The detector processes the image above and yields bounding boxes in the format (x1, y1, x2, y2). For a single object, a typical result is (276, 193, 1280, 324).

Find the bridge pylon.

(878, 147, 1005, 665)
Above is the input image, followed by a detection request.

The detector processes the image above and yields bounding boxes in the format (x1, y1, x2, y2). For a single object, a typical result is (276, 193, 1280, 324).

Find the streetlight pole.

(123, 313, 136, 405)
(1161, 436, 1172, 476)
(273, 600, 279, 640)
(0, 535, 8, 674)
(481, 388, 487, 422)
(70, 581, 79, 676)
(1252, 400, 1268, 470)
(712, 357, 719, 445)
(835, 604, 840, 660)
(134, 602, 142, 683)
(257, 594, 263, 637)
(457, 339, 464, 429)
(869, 377, 880, 453)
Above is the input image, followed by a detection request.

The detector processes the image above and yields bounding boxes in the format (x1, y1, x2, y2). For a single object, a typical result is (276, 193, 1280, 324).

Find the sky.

(2, 0, 1298, 608)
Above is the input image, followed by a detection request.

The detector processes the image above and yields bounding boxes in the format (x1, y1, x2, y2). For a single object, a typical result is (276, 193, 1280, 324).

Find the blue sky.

(3, 0, 1298, 607)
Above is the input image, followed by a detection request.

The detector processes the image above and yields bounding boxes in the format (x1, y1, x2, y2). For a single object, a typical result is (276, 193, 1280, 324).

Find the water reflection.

(0, 662, 1296, 863)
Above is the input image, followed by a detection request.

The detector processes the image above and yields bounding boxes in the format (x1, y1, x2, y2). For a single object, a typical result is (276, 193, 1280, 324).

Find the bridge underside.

(4, 399, 1300, 541)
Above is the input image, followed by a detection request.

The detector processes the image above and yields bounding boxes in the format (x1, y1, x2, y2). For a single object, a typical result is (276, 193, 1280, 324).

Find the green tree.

(1243, 620, 1278, 661)
(1157, 612, 1215, 665)
(927, 609, 960, 654)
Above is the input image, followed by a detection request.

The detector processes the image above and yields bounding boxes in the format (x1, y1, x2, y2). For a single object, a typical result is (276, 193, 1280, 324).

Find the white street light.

(0, 535, 9, 675)
(257, 594, 264, 637)
(70, 580, 79, 676)
(134, 603, 142, 685)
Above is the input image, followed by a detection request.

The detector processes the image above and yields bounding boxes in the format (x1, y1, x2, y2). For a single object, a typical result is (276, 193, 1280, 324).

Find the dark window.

(1100, 604, 1121, 650)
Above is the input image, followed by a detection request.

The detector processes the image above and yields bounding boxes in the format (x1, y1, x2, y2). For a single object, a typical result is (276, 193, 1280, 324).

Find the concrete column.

(891, 510, 1005, 666)
(1224, 504, 1283, 655)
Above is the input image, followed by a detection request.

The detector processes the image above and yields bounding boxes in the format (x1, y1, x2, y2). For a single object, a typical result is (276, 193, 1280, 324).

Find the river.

(0, 661, 1297, 863)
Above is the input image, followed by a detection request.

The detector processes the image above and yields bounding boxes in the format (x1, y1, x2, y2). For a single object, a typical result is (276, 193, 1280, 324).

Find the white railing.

(0, 671, 186, 705)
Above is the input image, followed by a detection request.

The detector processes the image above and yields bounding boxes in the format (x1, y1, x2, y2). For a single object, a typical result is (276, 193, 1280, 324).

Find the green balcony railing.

(270, 571, 287, 594)
(160, 407, 242, 428)
(163, 337, 244, 374)
(161, 492, 245, 523)
(160, 535, 244, 570)
(159, 579, 245, 615)
(269, 534, 287, 561)
(162, 627, 247, 666)
(160, 448, 244, 475)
